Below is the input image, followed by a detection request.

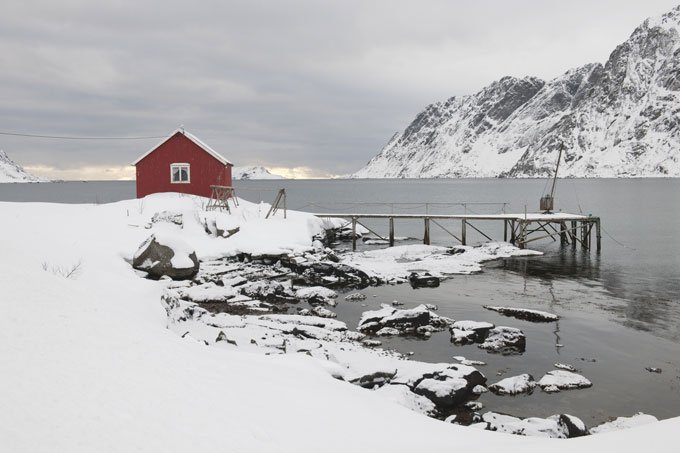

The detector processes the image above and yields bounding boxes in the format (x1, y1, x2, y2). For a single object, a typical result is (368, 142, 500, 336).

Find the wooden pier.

(314, 212, 601, 252)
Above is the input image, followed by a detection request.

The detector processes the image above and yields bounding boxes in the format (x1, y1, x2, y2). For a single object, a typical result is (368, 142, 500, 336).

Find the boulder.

(478, 326, 526, 354)
(488, 374, 536, 395)
(410, 365, 487, 409)
(476, 412, 587, 438)
(450, 320, 495, 345)
(132, 233, 199, 280)
(408, 272, 440, 288)
(537, 370, 592, 393)
(358, 304, 451, 336)
(483, 306, 558, 322)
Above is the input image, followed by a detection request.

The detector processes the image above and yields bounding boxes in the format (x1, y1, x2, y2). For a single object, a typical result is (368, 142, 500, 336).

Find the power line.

(0, 131, 166, 140)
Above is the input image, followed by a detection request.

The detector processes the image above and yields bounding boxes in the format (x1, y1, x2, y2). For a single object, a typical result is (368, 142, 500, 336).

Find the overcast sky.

(1, 0, 678, 179)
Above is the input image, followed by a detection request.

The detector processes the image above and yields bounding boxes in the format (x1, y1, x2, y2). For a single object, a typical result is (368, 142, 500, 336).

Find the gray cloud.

(1, 0, 678, 178)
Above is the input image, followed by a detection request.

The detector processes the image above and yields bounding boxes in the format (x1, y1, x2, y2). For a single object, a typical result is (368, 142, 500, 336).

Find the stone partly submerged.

(358, 304, 452, 337)
(483, 306, 559, 322)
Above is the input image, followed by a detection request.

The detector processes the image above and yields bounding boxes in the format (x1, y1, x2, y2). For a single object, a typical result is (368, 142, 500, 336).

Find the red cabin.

(132, 129, 233, 198)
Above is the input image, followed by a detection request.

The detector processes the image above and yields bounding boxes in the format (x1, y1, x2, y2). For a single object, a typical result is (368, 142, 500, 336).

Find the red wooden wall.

(135, 132, 232, 198)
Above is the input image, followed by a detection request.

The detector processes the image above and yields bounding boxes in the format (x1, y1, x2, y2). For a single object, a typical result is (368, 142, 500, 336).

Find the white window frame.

(170, 163, 191, 184)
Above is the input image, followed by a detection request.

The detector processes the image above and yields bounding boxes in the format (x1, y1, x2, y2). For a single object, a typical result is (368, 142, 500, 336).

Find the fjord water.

(2, 178, 679, 425)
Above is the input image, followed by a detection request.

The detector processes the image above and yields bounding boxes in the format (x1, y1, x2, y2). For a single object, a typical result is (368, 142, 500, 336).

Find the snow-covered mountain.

(0, 150, 45, 183)
(233, 166, 285, 180)
(353, 5, 680, 178)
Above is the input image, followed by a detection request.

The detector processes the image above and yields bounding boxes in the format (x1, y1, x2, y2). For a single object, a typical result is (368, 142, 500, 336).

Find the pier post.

(518, 220, 525, 249)
(423, 217, 431, 245)
(596, 218, 601, 252)
(503, 220, 508, 242)
(351, 217, 357, 252)
(389, 217, 395, 247)
(560, 221, 567, 245)
(510, 220, 516, 244)
(461, 219, 467, 245)
(581, 221, 588, 250)
(571, 221, 577, 249)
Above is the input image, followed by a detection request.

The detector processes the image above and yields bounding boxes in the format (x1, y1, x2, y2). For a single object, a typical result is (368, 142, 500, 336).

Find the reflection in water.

(496, 248, 680, 342)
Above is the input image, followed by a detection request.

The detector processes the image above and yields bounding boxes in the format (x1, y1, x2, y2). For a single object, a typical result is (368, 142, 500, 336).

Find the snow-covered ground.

(1, 193, 678, 452)
(233, 165, 285, 179)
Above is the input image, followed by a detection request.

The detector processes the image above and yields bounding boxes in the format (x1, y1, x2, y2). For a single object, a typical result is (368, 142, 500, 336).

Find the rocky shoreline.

(133, 218, 657, 438)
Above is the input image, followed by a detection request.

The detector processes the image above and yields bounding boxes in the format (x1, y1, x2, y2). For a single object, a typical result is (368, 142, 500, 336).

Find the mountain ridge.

(353, 5, 680, 178)
(0, 150, 45, 183)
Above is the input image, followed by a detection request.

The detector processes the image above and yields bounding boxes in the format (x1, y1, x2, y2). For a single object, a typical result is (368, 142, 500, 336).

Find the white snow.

(590, 413, 659, 434)
(0, 192, 676, 452)
(341, 243, 541, 282)
(152, 231, 196, 269)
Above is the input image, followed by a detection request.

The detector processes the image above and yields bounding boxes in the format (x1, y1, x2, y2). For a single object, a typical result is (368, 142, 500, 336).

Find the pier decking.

(314, 212, 601, 252)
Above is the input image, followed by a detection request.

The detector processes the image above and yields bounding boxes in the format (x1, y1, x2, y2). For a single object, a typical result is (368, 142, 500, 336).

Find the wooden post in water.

(581, 221, 588, 250)
(596, 218, 601, 252)
(351, 217, 357, 252)
(389, 217, 395, 247)
(461, 219, 467, 245)
(510, 220, 516, 244)
(571, 221, 577, 249)
(423, 217, 431, 245)
(503, 219, 508, 242)
(560, 221, 567, 245)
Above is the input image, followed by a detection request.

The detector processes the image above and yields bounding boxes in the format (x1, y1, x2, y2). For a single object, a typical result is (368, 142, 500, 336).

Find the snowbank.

(1, 193, 678, 452)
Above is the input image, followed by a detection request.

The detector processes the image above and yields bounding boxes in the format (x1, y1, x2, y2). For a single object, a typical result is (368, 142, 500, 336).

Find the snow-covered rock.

(0, 149, 45, 183)
(479, 326, 526, 354)
(232, 166, 285, 180)
(132, 233, 199, 280)
(294, 286, 338, 305)
(409, 365, 487, 409)
(484, 306, 558, 322)
(352, 5, 680, 179)
(477, 412, 588, 438)
(450, 320, 495, 344)
(181, 282, 238, 302)
(358, 304, 450, 335)
(488, 374, 536, 395)
(538, 370, 593, 393)
(590, 413, 659, 434)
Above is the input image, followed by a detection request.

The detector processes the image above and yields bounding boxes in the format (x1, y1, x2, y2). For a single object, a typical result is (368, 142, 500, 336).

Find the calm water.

(2, 179, 679, 425)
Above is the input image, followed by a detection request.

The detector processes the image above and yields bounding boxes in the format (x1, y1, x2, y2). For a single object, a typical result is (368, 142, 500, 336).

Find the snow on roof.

(131, 128, 233, 166)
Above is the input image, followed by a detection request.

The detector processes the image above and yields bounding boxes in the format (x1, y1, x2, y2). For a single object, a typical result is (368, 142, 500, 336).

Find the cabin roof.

(131, 128, 233, 166)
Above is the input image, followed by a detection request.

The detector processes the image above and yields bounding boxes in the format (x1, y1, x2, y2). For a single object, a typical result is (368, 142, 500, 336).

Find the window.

(170, 163, 190, 183)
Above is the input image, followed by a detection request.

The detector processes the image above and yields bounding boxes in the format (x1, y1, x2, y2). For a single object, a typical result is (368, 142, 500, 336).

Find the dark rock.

(408, 272, 440, 288)
(411, 365, 487, 409)
(479, 326, 526, 355)
(351, 370, 397, 389)
(358, 304, 450, 336)
(132, 234, 199, 280)
(483, 306, 558, 322)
